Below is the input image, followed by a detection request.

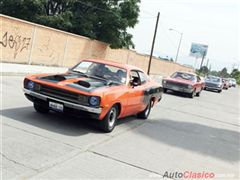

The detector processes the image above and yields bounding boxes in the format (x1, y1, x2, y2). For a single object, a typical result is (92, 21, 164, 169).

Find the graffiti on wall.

(0, 31, 31, 59)
(38, 36, 60, 63)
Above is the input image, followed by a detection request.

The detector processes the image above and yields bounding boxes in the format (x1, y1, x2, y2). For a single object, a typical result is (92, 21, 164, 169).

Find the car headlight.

(217, 84, 221, 87)
(188, 85, 192, 89)
(89, 96, 100, 106)
(162, 80, 167, 84)
(27, 80, 35, 90)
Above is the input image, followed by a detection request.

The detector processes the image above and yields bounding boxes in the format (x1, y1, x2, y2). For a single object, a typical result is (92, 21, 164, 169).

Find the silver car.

(204, 76, 223, 93)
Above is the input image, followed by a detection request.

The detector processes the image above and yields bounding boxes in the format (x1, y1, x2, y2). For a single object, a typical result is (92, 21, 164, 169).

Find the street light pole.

(147, 12, 160, 75)
(169, 28, 183, 63)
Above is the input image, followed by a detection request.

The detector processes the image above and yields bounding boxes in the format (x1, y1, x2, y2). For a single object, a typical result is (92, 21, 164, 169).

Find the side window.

(130, 70, 141, 85)
(138, 71, 147, 84)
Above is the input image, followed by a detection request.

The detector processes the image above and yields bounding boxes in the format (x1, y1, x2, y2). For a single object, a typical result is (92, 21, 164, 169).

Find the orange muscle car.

(23, 59, 163, 132)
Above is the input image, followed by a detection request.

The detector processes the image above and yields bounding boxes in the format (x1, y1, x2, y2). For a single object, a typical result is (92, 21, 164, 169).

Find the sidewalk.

(1, 63, 68, 76)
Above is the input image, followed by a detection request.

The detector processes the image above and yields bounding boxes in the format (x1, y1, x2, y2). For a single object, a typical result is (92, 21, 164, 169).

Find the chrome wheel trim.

(108, 108, 117, 127)
(145, 102, 151, 117)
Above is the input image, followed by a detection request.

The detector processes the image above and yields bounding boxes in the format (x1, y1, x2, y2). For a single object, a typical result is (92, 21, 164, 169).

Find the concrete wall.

(0, 14, 193, 77)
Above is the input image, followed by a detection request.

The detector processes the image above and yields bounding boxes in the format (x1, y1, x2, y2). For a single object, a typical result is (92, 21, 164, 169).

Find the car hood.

(33, 73, 120, 93)
(164, 77, 194, 85)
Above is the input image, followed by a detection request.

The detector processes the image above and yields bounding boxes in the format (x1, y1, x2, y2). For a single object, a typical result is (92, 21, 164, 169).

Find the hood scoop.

(40, 73, 81, 82)
(76, 80, 91, 88)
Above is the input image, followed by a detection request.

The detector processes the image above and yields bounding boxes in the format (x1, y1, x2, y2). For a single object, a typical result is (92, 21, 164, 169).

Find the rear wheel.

(137, 100, 152, 119)
(34, 103, 49, 113)
(100, 105, 118, 133)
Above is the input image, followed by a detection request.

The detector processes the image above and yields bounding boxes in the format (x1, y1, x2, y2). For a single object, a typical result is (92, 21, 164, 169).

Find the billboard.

(190, 43, 208, 58)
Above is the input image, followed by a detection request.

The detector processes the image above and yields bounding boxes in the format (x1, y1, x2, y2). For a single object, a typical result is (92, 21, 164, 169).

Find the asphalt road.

(1, 76, 240, 179)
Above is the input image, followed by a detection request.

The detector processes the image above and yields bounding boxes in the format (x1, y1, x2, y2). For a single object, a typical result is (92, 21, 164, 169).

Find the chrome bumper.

(23, 88, 102, 114)
(163, 85, 193, 93)
(205, 86, 222, 90)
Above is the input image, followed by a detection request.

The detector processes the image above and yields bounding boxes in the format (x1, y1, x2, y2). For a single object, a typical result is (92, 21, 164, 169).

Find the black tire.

(100, 105, 118, 133)
(189, 89, 196, 98)
(163, 88, 167, 93)
(137, 100, 152, 119)
(34, 103, 49, 113)
(218, 90, 222, 93)
(196, 90, 201, 97)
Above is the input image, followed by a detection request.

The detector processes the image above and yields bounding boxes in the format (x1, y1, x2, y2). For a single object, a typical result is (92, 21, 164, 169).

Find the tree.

(0, 0, 140, 49)
(218, 67, 229, 78)
(198, 66, 209, 75)
(231, 68, 240, 85)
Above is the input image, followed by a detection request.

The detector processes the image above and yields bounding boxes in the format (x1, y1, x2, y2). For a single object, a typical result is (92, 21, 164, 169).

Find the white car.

(230, 78, 237, 87)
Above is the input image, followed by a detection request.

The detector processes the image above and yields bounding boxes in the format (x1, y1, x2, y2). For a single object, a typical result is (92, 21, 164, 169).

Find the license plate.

(172, 86, 179, 91)
(49, 101, 64, 112)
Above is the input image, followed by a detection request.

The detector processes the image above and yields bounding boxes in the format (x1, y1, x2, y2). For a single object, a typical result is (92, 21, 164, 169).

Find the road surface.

(1, 76, 239, 179)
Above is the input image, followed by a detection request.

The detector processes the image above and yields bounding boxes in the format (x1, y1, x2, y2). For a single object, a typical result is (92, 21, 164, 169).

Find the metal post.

(200, 52, 206, 69)
(147, 12, 160, 75)
(175, 33, 182, 63)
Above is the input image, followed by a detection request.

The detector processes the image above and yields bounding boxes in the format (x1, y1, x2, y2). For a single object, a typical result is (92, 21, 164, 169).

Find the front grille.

(38, 84, 89, 105)
(205, 82, 218, 88)
(166, 81, 188, 88)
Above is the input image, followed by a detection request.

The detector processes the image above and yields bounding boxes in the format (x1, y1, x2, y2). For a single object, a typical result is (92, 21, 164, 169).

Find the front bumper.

(205, 86, 222, 91)
(23, 88, 102, 115)
(163, 84, 193, 93)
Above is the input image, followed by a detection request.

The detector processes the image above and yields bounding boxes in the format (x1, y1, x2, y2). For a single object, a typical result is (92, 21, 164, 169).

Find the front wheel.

(163, 88, 167, 93)
(218, 90, 222, 93)
(137, 100, 152, 119)
(196, 90, 201, 97)
(34, 103, 49, 113)
(188, 89, 196, 98)
(100, 105, 118, 133)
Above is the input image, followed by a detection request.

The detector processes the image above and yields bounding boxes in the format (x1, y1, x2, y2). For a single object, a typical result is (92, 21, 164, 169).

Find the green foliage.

(231, 69, 240, 85)
(208, 67, 230, 78)
(1, 0, 140, 49)
(218, 67, 229, 78)
(197, 66, 209, 76)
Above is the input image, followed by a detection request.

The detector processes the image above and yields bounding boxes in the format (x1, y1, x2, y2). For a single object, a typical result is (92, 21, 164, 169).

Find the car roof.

(174, 71, 197, 76)
(80, 59, 145, 72)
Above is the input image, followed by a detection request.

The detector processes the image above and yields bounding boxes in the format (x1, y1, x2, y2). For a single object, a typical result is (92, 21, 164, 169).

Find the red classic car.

(23, 59, 163, 132)
(162, 71, 204, 98)
(222, 78, 229, 90)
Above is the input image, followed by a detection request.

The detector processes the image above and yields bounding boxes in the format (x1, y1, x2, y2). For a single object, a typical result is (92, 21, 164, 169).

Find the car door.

(124, 70, 145, 116)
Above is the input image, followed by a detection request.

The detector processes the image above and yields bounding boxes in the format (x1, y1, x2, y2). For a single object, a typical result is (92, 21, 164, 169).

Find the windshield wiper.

(89, 75, 108, 82)
(89, 75, 121, 86)
(71, 70, 89, 77)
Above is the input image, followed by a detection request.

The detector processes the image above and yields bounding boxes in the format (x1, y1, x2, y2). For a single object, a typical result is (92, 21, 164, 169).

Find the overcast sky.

(128, 0, 239, 72)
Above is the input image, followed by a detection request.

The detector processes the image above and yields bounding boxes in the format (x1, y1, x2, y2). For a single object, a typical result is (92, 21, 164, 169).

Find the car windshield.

(171, 72, 196, 81)
(206, 76, 220, 83)
(71, 61, 127, 84)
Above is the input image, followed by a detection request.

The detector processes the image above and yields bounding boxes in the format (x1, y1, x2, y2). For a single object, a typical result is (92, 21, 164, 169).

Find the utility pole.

(147, 12, 160, 75)
(206, 58, 209, 67)
(200, 52, 206, 69)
